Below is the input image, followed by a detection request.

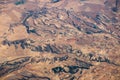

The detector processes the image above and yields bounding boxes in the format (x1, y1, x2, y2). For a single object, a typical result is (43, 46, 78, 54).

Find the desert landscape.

(0, 0, 120, 80)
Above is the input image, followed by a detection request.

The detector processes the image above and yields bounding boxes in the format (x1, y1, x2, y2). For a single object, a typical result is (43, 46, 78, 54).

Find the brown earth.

(0, 0, 120, 80)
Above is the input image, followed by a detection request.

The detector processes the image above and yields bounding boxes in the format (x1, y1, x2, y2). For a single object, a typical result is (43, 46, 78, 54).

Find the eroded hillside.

(0, 0, 120, 80)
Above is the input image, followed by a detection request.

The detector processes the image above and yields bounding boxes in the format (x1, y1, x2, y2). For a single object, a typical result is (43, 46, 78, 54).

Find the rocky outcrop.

(15, 0, 26, 5)
(0, 57, 30, 77)
(21, 8, 48, 35)
(2, 39, 33, 49)
(0, 0, 120, 80)
(51, 0, 60, 3)
(0, 53, 119, 79)
(52, 60, 93, 74)
(2, 40, 73, 54)
(112, 0, 120, 12)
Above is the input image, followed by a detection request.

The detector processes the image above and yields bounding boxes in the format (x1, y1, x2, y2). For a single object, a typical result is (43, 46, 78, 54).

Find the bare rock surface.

(0, 0, 120, 80)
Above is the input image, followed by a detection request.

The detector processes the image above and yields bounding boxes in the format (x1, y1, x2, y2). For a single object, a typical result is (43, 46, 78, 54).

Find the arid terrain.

(0, 0, 120, 80)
